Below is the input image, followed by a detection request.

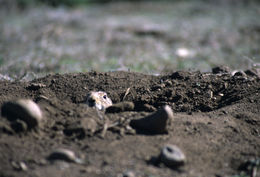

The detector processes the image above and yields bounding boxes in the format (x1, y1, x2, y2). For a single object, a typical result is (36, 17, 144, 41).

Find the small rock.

(245, 68, 260, 78)
(212, 65, 231, 74)
(159, 144, 186, 167)
(232, 70, 247, 77)
(170, 71, 189, 80)
(1, 99, 43, 129)
(130, 105, 173, 134)
(19, 162, 28, 171)
(219, 93, 224, 97)
(118, 170, 136, 177)
(11, 161, 28, 171)
(47, 148, 83, 164)
(106, 101, 134, 113)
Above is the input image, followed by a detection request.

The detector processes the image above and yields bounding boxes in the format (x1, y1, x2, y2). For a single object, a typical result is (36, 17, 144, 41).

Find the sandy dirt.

(0, 68, 259, 177)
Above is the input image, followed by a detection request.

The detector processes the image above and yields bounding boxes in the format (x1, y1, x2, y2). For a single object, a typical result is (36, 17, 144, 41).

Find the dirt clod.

(130, 105, 173, 134)
(1, 99, 43, 129)
(47, 148, 82, 164)
(106, 101, 135, 113)
(212, 65, 231, 74)
(159, 144, 186, 167)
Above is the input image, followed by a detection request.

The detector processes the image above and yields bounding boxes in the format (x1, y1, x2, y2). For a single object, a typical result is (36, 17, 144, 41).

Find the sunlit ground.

(0, 1, 260, 80)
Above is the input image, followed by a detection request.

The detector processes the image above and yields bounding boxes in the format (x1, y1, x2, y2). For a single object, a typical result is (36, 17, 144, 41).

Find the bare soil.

(0, 69, 259, 177)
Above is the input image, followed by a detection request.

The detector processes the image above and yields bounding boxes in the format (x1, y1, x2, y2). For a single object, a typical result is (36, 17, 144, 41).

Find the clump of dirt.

(0, 69, 259, 177)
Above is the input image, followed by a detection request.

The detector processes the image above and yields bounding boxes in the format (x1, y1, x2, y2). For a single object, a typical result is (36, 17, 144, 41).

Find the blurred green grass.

(0, 0, 260, 80)
(8, 0, 188, 8)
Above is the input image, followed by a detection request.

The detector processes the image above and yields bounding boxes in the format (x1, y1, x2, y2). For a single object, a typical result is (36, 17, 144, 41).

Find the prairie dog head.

(86, 91, 112, 111)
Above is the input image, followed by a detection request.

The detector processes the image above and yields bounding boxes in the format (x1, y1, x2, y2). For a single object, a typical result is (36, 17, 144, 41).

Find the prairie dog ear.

(86, 91, 94, 100)
(86, 92, 97, 107)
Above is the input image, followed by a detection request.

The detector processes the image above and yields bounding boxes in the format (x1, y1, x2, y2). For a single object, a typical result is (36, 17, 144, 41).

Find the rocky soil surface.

(0, 68, 259, 177)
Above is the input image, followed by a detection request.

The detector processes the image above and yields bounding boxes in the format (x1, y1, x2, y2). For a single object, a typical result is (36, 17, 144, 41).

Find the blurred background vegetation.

(2, 0, 260, 8)
(3, 0, 260, 7)
(0, 0, 260, 80)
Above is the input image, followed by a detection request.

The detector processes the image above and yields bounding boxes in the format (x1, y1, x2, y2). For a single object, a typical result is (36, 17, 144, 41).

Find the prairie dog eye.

(103, 94, 107, 99)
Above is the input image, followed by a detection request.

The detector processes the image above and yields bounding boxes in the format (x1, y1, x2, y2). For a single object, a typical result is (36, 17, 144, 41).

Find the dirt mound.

(0, 69, 259, 177)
